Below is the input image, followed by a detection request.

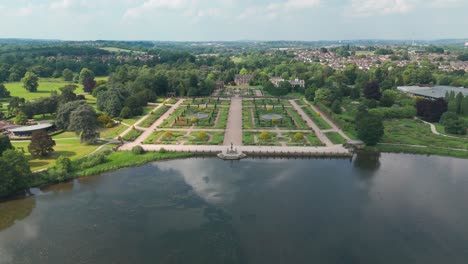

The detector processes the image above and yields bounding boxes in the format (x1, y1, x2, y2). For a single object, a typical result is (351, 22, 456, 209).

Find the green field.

(382, 119, 468, 150)
(2, 77, 107, 102)
(100, 47, 146, 54)
(12, 138, 102, 171)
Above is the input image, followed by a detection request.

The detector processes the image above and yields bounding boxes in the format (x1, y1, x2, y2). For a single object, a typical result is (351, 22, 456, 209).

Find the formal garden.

(143, 130, 224, 145)
(243, 131, 324, 146)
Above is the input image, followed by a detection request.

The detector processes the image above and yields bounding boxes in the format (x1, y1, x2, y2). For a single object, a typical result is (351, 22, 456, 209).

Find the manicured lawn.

(325, 132, 347, 145)
(12, 138, 102, 171)
(286, 108, 309, 129)
(4, 78, 87, 101)
(215, 107, 229, 129)
(99, 124, 127, 139)
(303, 106, 333, 130)
(122, 129, 144, 142)
(140, 105, 170, 128)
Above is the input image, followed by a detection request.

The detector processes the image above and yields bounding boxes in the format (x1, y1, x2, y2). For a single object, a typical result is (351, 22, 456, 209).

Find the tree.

(461, 96, 468, 116)
(59, 84, 78, 104)
(62, 69, 74, 81)
(314, 88, 333, 105)
(120, 107, 132, 118)
(380, 90, 397, 107)
(80, 68, 96, 93)
(55, 100, 87, 129)
(363, 80, 381, 100)
(416, 98, 448, 122)
(0, 149, 31, 197)
(7, 97, 25, 116)
(239, 68, 248, 75)
(68, 104, 99, 143)
(15, 111, 28, 125)
(331, 100, 342, 114)
(21, 72, 39, 92)
(305, 87, 316, 101)
(28, 130, 56, 157)
(0, 83, 10, 98)
(0, 135, 13, 156)
(355, 113, 384, 146)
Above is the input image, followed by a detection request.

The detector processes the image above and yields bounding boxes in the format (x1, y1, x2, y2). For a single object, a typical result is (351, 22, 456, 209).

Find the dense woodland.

(1, 40, 468, 197)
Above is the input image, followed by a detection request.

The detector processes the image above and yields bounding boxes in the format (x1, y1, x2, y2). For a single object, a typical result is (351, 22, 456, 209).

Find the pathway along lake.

(1, 154, 468, 264)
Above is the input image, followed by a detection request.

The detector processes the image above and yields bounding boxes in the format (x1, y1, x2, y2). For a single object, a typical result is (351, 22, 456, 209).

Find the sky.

(0, 0, 467, 41)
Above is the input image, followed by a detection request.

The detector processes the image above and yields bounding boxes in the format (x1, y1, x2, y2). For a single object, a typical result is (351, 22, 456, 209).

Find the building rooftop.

(397, 86, 468, 99)
(7, 122, 54, 133)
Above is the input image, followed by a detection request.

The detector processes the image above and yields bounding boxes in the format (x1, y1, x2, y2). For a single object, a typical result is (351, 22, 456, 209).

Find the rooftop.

(397, 86, 468, 99)
(7, 122, 54, 133)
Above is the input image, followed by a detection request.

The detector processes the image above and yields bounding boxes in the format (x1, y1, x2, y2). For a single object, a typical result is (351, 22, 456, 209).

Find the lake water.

(1, 153, 468, 264)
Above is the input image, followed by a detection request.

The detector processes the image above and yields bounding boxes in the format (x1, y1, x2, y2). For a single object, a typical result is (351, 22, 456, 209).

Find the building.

(234, 74, 253, 86)
(6, 122, 55, 137)
(216, 81, 225, 90)
(269, 77, 306, 88)
(269, 77, 284, 87)
(397, 86, 468, 99)
(289, 78, 306, 88)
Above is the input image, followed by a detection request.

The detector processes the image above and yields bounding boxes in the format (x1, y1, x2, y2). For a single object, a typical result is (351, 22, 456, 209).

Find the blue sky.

(0, 0, 467, 41)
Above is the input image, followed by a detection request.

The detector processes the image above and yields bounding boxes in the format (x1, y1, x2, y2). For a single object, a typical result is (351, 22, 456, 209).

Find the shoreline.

(3, 147, 467, 202)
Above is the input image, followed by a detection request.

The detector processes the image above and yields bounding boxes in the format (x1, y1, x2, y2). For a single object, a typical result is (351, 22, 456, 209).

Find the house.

(289, 78, 306, 88)
(269, 77, 284, 87)
(269, 77, 306, 88)
(234, 74, 253, 86)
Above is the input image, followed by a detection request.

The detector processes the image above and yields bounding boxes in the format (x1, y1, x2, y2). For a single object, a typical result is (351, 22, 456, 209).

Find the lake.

(1, 153, 468, 264)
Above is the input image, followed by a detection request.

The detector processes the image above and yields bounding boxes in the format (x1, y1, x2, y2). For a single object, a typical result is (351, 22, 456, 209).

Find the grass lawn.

(303, 106, 333, 130)
(325, 132, 347, 145)
(75, 151, 192, 177)
(140, 105, 170, 128)
(99, 124, 127, 139)
(382, 119, 468, 150)
(122, 106, 153, 126)
(4, 78, 87, 101)
(215, 107, 229, 129)
(12, 139, 102, 171)
(123, 129, 144, 142)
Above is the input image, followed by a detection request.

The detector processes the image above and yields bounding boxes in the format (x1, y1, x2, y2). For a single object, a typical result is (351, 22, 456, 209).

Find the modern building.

(234, 74, 253, 86)
(397, 86, 468, 99)
(6, 122, 55, 137)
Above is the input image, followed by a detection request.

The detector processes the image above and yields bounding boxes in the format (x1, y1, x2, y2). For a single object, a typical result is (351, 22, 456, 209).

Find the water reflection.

(0, 155, 468, 264)
(353, 151, 381, 172)
(0, 197, 36, 231)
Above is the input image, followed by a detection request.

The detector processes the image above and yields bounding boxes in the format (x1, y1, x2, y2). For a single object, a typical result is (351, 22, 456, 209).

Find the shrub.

(163, 131, 173, 138)
(159, 148, 167, 153)
(132, 146, 145, 155)
(197, 132, 208, 139)
(76, 153, 108, 169)
(293, 133, 304, 141)
(259, 132, 271, 140)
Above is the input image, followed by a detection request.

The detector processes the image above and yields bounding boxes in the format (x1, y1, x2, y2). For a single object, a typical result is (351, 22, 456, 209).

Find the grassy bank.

(74, 151, 193, 177)
(368, 145, 468, 159)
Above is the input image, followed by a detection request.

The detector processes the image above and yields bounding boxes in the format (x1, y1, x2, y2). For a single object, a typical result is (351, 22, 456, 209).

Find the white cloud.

(49, 0, 75, 10)
(238, 0, 320, 20)
(349, 0, 466, 17)
(350, 0, 412, 16)
(124, 0, 195, 18)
